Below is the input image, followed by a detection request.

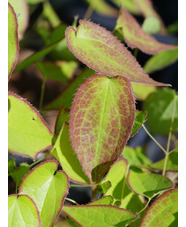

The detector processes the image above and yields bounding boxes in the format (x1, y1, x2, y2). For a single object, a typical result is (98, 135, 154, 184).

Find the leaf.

(44, 68, 95, 110)
(8, 0, 29, 40)
(8, 92, 54, 160)
(63, 205, 138, 227)
(144, 48, 178, 74)
(97, 181, 112, 194)
(122, 146, 151, 166)
(143, 88, 178, 135)
(150, 148, 178, 171)
(52, 123, 90, 184)
(127, 166, 174, 198)
(26, 0, 44, 4)
(131, 82, 157, 100)
(112, 0, 140, 15)
(102, 158, 145, 213)
(131, 111, 146, 136)
(116, 7, 176, 55)
(36, 61, 78, 82)
(19, 161, 69, 227)
(8, 3, 19, 79)
(85, 0, 118, 16)
(8, 194, 41, 227)
(65, 20, 168, 86)
(133, 0, 166, 33)
(89, 196, 114, 205)
(9, 163, 30, 187)
(54, 107, 70, 135)
(140, 188, 178, 226)
(142, 16, 161, 34)
(69, 74, 135, 183)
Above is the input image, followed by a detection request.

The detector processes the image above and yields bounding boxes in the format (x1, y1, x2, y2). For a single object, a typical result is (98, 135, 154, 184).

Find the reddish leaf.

(69, 74, 135, 183)
(65, 20, 169, 86)
(117, 7, 176, 55)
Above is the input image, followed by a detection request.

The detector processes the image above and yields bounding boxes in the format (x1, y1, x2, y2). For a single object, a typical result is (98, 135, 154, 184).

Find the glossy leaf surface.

(36, 61, 78, 83)
(150, 148, 178, 171)
(44, 69, 95, 110)
(8, 194, 41, 227)
(116, 7, 176, 55)
(144, 48, 178, 74)
(52, 123, 90, 184)
(144, 88, 178, 135)
(102, 158, 144, 213)
(69, 74, 135, 182)
(55, 107, 70, 135)
(122, 146, 151, 166)
(128, 166, 173, 198)
(66, 20, 168, 86)
(131, 82, 157, 100)
(63, 205, 138, 227)
(131, 111, 146, 136)
(8, 3, 19, 79)
(19, 161, 69, 227)
(140, 188, 178, 226)
(9, 0, 29, 40)
(8, 92, 54, 159)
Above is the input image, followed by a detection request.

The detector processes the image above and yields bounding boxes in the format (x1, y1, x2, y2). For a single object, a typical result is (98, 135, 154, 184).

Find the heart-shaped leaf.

(63, 205, 138, 226)
(44, 68, 95, 110)
(54, 107, 69, 135)
(52, 123, 90, 184)
(69, 74, 135, 183)
(8, 92, 54, 160)
(8, 0, 29, 40)
(36, 60, 78, 83)
(102, 158, 145, 213)
(8, 3, 19, 79)
(131, 111, 147, 136)
(8, 194, 41, 227)
(127, 166, 174, 198)
(143, 88, 178, 135)
(116, 7, 176, 55)
(65, 19, 168, 86)
(150, 148, 178, 171)
(131, 82, 157, 100)
(144, 48, 178, 74)
(19, 161, 69, 227)
(140, 188, 178, 226)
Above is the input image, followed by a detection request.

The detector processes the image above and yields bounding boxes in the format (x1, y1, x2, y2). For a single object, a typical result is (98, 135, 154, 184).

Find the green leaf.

(66, 20, 168, 86)
(19, 161, 69, 227)
(142, 16, 161, 34)
(140, 188, 178, 226)
(26, 0, 44, 4)
(116, 7, 176, 55)
(36, 61, 78, 82)
(8, 0, 29, 40)
(127, 166, 173, 198)
(112, 0, 140, 15)
(85, 0, 118, 16)
(69, 74, 135, 183)
(122, 146, 151, 166)
(97, 181, 112, 194)
(8, 3, 19, 79)
(52, 123, 90, 184)
(143, 88, 178, 135)
(63, 205, 138, 226)
(150, 148, 178, 171)
(144, 48, 178, 74)
(54, 107, 70, 135)
(9, 163, 30, 187)
(8, 194, 41, 227)
(131, 111, 147, 136)
(131, 82, 157, 100)
(102, 158, 145, 213)
(89, 196, 114, 205)
(8, 92, 54, 160)
(44, 68, 95, 110)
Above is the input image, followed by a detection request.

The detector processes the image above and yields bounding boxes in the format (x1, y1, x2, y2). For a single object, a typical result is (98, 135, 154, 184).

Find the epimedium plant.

(8, 0, 178, 226)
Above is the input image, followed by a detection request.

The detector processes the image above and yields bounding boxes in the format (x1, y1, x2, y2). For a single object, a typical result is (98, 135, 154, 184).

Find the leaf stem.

(142, 124, 167, 154)
(162, 152, 169, 176)
(39, 77, 46, 112)
(65, 198, 79, 205)
(133, 48, 139, 58)
(137, 198, 150, 215)
(29, 152, 50, 168)
(43, 1, 61, 27)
